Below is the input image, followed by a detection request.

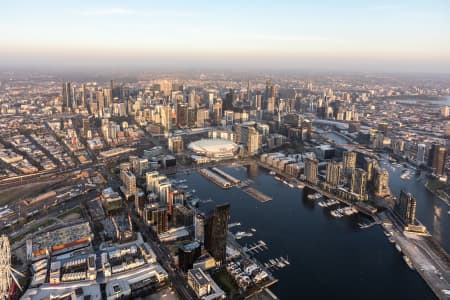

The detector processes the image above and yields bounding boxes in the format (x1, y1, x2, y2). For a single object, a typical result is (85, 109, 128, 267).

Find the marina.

(234, 231, 254, 239)
(177, 164, 438, 300)
(243, 240, 269, 254)
(264, 256, 291, 270)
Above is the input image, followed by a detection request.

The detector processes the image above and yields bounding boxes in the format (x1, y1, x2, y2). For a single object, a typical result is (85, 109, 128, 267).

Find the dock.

(198, 168, 232, 189)
(244, 240, 269, 254)
(211, 167, 241, 185)
(243, 187, 272, 203)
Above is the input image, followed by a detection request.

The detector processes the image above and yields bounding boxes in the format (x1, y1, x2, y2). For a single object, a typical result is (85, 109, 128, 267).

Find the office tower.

(350, 168, 367, 200)
(194, 213, 205, 243)
(103, 88, 112, 107)
(177, 103, 188, 128)
(153, 207, 169, 234)
(223, 89, 234, 111)
(81, 118, 90, 137)
(62, 82, 72, 108)
(301, 119, 312, 140)
(247, 127, 262, 155)
(71, 84, 77, 109)
(146, 171, 160, 193)
(207, 91, 215, 108)
(168, 136, 184, 153)
(392, 139, 405, 156)
(224, 110, 234, 125)
(196, 108, 209, 127)
(254, 93, 262, 110)
(440, 106, 449, 117)
(343, 151, 357, 175)
(158, 181, 171, 205)
(121, 170, 136, 197)
(266, 97, 275, 113)
(135, 158, 149, 177)
(428, 144, 447, 176)
(326, 161, 342, 187)
(172, 204, 193, 226)
(96, 90, 104, 116)
(161, 105, 172, 137)
(374, 168, 390, 197)
(204, 204, 230, 264)
(80, 83, 86, 108)
(187, 107, 197, 127)
(285, 113, 302, 128)
(178, 241, 202, 272)
(304, 157, 319, 185)
(188, 90, 197, 108)
(247, 80, 251, 103)
(395, 190, 416, 226)
(158, 80, 172, 96)
(362, 157, 375, 182)
(416, 144, 426, 164)
(213, 100, 222, 122)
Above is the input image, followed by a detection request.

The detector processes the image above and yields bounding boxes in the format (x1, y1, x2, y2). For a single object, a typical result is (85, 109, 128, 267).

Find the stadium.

(187, 138, 238, 159)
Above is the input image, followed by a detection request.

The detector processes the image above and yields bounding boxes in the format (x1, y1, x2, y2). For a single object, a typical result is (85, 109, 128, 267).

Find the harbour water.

(395, 95, 450, 106)
(175, 164, 437, 299)
(379, 159, 450, 254)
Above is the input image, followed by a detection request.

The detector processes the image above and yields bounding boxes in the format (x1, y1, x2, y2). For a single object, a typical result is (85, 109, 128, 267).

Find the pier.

(211, 167, 241, 185)
(198, 168, 232, 189)
(243, 187, 273, 203)
(244, 240, 269, 254)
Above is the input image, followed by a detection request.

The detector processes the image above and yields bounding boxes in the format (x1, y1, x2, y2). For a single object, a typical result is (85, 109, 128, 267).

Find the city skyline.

(2, 0, 450, 73)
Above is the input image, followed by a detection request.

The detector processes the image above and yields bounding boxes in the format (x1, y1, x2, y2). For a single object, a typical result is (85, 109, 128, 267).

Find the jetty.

(243, 187, 272, 203)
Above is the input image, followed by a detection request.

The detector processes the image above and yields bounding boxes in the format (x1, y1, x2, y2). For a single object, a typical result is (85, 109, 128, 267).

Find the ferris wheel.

(0, 235, 23, 299)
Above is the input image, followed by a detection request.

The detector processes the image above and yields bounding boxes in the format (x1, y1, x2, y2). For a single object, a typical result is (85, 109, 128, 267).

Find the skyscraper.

(395, 190, 416, 226)
(177, 102, 188, 128)
(373, 168, 390, 197)
(62, 82, 72, 108)
(416, 143, 426, 165)
(343, 151, 357, 175)
(304, 157, 319, 185)
(350, 168, 367, 200)
(223, 89, 234, 112)
(178, 241, 202, 272)
(194, 213, 205, 243)
(153, 207, 169, 234)
(428, 144, 447, 176)
(204, 204, 230, 264)
(80, 83, 86, 108)
(326, 161, 342, 187)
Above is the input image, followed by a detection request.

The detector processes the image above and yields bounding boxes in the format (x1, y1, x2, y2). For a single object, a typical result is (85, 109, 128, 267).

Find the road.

(380, 212, 450, 300)
(130, 207, 195, 300)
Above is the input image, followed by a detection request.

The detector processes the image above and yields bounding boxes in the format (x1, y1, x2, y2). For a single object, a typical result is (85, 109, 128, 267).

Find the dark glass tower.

(204, 204, 230, 264)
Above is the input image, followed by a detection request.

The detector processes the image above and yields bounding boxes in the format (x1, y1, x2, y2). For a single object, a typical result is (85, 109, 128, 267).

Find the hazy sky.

(1, 0, 450, 73)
